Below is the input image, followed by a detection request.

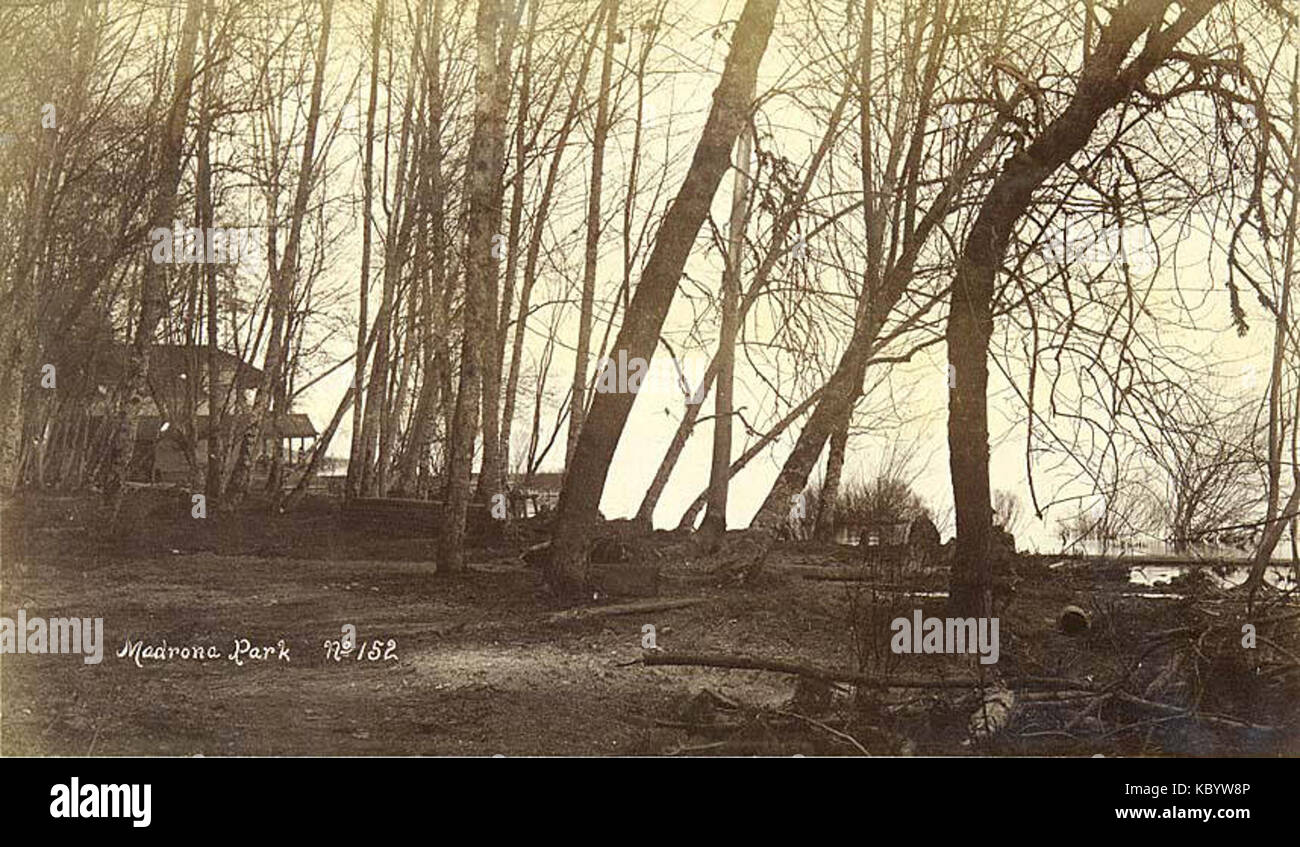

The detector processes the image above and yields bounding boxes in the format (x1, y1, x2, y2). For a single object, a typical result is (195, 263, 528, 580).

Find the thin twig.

(777, 709, 871, 755)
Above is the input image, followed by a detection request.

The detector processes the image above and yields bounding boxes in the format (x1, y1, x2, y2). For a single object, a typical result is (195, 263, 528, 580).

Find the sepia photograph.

(0, 0, 1296, 817)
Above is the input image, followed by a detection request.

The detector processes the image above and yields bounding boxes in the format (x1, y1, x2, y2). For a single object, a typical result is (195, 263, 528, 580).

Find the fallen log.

(798, 574, 917, 586)
(637, 650, 1098, 691)
(429, 597, 709, 635)
(1019, 690, 1102, 702)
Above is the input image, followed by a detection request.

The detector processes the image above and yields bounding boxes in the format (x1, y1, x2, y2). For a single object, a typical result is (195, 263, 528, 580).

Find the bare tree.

(440, 0, 513, 573)
(946, 0, 1223, 616)
(227, 0, 335, 506)
(700, 88, 753, 537)
(565, 0, 620, 470)
(101, 0, 205, 516)
(545, 0, 780, 599)
(346, 0, 386, 501)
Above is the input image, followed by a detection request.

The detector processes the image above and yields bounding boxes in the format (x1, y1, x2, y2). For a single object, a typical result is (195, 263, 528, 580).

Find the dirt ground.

(2, 489, 1297, 756)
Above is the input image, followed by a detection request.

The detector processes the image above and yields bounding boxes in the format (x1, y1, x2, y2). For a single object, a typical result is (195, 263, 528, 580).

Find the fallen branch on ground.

(544, 597, 707, 624)
(636, 650, 1097, 691)
(776, 709, 871, 755)
(1019, 690, 1102, 702)
(799, 574, 936, 588)
(430, 597, 710, 636)
(1113, 692, 1280, 734)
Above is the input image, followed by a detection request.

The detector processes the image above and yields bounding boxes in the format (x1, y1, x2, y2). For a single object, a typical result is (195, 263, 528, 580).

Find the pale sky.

(255, 0, 1283, 552)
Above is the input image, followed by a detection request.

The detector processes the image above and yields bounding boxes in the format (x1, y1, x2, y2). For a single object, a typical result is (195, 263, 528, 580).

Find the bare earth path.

(3, 493, 1296, 756)
(1, 536, 822, 755)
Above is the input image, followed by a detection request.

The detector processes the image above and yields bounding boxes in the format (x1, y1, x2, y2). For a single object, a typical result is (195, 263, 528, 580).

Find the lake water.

(832, 528, 1299, 593)
(1067, 538, 1298, 561)
(1128, 563, 1297, 591)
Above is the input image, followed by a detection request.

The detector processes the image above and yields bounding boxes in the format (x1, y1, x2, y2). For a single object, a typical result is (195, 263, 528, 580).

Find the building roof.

(79, 343, 264, 391)
(278, 413, 318, 438)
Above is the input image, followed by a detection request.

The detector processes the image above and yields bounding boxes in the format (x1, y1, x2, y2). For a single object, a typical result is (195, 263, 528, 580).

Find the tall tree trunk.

(1246, 52, 1300, 597)
(228, 0, 334, 507)
(500, 5, 605, 495)
(102, 0, 204, 516)
(565, 0, 620, 469)
(745, 0, 886, 536)
(815, 408, 851, 540)
(362, 0, 424, 497)
(945, 0, 1217, 616)
(198, 0, 224, 506)
(700, 110, 752, 536)
(743, 0, 1014, 544)
(395, 0, 448, 497)
(474, 0, 524, 504)
(0, 139, 53, 493)
(545, 0, 779, 600)
(346, 0, 384, 501)
(634, 71, 854, 531)
(440, 0, 509, 573)
(0, 3, 98, 494)
(493, 0, 539, 488)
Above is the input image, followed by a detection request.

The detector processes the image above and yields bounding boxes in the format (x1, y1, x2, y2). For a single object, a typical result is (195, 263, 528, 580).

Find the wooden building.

(71, 344, 316, 484)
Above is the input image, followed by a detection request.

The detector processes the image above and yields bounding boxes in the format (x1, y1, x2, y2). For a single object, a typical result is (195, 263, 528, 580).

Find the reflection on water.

(1129, 563, 1297, 591)
(831, 528, 1298, 593)
(1070, 538, 1294, 560)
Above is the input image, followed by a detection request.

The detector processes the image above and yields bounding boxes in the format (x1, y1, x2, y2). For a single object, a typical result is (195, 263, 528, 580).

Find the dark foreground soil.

(2, 489, 1297, 756)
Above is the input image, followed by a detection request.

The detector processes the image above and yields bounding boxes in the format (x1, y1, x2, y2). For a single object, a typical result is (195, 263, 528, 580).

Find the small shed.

(860, 519, 911, 548)
(273, 413, 319, 464)
(860, 515, 942, 573)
